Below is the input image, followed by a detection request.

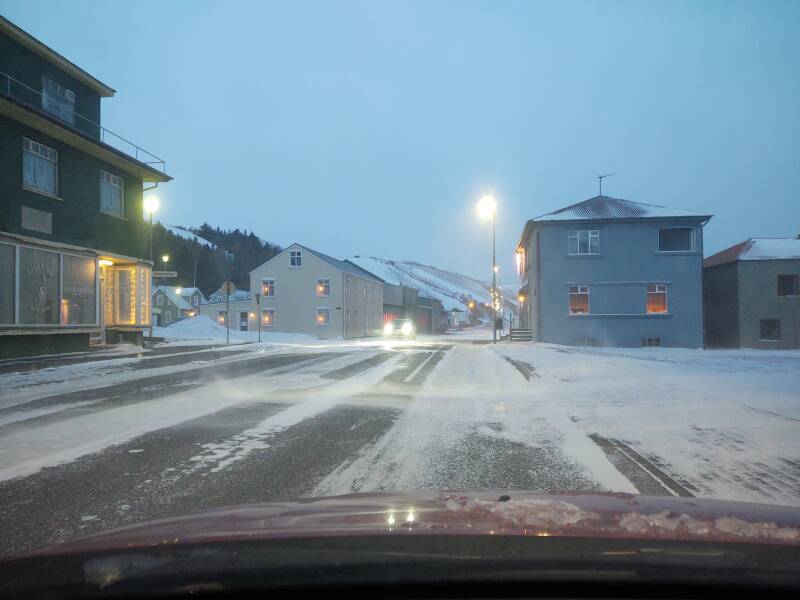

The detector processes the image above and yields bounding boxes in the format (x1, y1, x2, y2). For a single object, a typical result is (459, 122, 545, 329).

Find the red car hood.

(27, 491, 800, 556)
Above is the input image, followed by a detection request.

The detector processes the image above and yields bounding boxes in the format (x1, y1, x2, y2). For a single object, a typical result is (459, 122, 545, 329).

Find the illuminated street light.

(161, 254, 170, 264)
(476, 195, 496, 220)
(476, 195, 498, 343)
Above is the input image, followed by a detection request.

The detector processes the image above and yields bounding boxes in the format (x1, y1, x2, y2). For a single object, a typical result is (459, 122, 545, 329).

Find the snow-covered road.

(0, 335, 798, 556)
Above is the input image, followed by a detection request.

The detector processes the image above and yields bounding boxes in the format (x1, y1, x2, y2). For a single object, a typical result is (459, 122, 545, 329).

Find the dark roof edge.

(0, 16, 116, 97)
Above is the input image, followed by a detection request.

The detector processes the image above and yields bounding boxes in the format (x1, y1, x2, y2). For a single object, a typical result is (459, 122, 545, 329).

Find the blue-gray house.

(515, 195, 712, 348)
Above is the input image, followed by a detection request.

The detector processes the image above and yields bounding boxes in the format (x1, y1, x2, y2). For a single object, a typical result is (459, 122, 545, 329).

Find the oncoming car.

(383, 318, 416, 339)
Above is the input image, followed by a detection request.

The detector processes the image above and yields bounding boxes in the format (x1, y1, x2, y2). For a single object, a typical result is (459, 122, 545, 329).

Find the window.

(646, 284, 668, 314)
(760, 319, 781, 341)
(363, 286, 367, 300)
(192, 295, 199, 306)
(317, 307, 331, 326)
(100, 171, 124, 216)
(62, 255, 96, 325)
(659, 228, 694, 252)
(262, 309, 275, 326)
(217, 310, 226, 325)
(156, 294, 164, 306)
(290, 251, 302, 267)
(42, 77, 75, 125)
(642, 337, 662, 347)
(576, 338, 597, 347)
(316, 278, 331, 297)
(165, 310, 172, 322)
(353, 309, 359, 327)
(777, 275, 799, 297)
(0, 244, 15, 324)
(568, 230, 599, 255)
(23, 138, 58, 196)
(261, 279, 275, 297)
(569, 286, 589, 314)
(19, 247, 60, 324)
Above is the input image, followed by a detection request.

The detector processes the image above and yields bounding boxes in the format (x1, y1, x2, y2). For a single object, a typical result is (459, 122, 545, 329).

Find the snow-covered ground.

(491, 343, 800, 505)
(1, 334, 798, 508)
(154, 315, 319, 345)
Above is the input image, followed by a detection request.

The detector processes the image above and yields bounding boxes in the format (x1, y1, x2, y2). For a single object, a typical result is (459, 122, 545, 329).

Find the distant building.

(152, 286, 203, 327)
(516, 195, 711, 347)
(382, 282, 419, 325)
(703, 238, 800, 349)
(0, 17, 172, 357)
(197, 243, 383, 339)
(206, 285, 249, 304)
(416, 296, 446, 334)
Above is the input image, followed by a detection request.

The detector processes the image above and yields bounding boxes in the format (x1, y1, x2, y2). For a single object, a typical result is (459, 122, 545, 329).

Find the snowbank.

(154, 315, 317, 344)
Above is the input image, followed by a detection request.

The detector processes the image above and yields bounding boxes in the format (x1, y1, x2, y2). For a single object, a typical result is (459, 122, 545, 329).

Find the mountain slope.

(348, 256, 516, 312)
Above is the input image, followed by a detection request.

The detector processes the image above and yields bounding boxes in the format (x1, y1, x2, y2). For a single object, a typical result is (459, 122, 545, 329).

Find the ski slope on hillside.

(349, 256, 516, 312)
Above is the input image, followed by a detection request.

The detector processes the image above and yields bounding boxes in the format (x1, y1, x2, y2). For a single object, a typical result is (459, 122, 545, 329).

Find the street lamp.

(143, 196, 159, 264)
(476, 194, 497, 343)
(161, 254, 170, 264)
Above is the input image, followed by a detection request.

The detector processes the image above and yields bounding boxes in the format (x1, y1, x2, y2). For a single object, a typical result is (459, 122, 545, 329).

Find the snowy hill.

(348, 256, 517, 312)
(162, 224, 218, 250)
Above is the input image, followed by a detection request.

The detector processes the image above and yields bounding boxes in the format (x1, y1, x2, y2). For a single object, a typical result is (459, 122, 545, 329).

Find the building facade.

(703, 238, 800, 349)
(197, 244, 383, 339)
(0, 17, 171, 356)
(516, 195, 711, 348)
(152, 286, 202, 327)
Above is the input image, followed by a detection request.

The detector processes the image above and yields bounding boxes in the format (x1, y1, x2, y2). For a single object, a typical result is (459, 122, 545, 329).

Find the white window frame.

(156, 294, 164, 306)
(646, 284, 668, 314)
(262, 308, 276, 327)
(316, 278, 331, 297)
(290, 250, 302, 267)
(568, 230, 599, 255)
(261, 278, 275, 297)
(658, 227, 695, 253)
(165, 310, 171, 322)
(22, 137, 59, 197)
(42, 76, 75, 125)
(316, 307, 331, 326)
(569, 285, 590, 315)
(99, 170, 125, 217)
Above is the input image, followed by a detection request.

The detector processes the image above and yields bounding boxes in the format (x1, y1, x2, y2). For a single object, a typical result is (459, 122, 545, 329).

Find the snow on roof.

(162, 224, 218, 250)
(704, 238, 800, 268)
(532, 195, 709, 222)
(203, 287, 250, 303)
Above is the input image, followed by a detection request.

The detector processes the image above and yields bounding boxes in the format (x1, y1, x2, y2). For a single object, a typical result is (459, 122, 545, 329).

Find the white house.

(198, 244, 383, 339)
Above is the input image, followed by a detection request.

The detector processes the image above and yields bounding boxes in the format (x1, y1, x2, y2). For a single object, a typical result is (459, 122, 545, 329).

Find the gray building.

(382, 282, 418, 325)
(703, 238, 800, 349)
(516, 195, 711, 348)
(416, 295, 446, 334)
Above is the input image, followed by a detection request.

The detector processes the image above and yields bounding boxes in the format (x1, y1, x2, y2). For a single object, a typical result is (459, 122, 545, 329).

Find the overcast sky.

(3, 0, 798, 280)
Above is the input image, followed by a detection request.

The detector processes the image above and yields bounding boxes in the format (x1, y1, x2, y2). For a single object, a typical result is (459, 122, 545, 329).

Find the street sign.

(222, 280, 236, 295)
(153, 271, 177, 278)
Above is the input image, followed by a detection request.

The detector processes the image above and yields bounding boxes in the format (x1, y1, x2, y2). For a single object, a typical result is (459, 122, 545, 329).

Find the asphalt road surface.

(0, 337, 674, 557)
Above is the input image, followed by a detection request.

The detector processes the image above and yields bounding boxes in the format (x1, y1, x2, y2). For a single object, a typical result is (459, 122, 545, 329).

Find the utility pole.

(193, 259, 197, 288)
(492, 209, 497, 344)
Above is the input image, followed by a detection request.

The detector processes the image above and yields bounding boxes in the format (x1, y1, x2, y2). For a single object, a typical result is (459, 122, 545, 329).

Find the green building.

(0, 16, 172, 357)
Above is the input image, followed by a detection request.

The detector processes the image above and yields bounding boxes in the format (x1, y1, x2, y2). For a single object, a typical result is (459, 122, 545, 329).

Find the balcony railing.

(0, 70, 166, 174)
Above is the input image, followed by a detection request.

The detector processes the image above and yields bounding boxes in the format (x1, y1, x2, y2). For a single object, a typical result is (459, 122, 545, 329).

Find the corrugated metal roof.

(532, 195, 709, 222)
(704, 238, 800, 268)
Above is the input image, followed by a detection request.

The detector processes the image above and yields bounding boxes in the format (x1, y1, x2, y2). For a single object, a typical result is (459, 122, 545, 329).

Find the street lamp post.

(477, 195, 498, 344)
(143, 196, 159, 338)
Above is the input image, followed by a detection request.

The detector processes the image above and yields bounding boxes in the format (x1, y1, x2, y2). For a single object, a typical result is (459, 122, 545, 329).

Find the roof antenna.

(596, 172, 615, 196)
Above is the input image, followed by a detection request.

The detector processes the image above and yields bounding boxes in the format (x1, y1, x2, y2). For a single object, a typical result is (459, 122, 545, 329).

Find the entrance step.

(509, 328, 532, 342)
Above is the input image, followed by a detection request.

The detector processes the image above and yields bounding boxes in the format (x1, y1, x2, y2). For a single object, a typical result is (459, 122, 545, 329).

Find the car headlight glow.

(401, 322, 413, 336)
(384, 323, 394, 335)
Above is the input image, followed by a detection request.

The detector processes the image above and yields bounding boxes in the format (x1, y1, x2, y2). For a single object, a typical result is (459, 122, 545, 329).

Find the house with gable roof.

(703, 237, 800, 349)
(515, 195, 712, 347)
